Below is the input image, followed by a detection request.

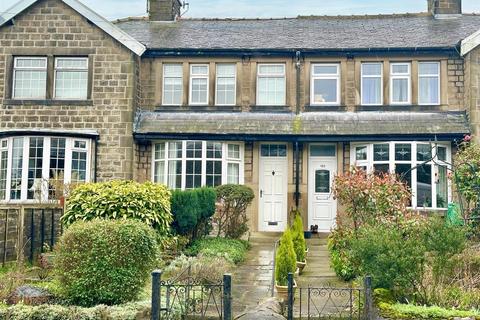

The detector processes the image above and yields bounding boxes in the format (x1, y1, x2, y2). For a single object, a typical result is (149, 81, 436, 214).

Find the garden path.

(231, 233, 342, 316)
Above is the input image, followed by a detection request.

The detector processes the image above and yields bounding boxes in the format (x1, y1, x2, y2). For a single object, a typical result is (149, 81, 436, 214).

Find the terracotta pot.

(275, 280, 297, 301)
(297, 260, 307, 274)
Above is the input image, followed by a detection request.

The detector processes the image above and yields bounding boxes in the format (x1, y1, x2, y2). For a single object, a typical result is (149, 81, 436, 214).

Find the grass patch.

(378, 301, 480, 319)
(185, 238, 250, 264)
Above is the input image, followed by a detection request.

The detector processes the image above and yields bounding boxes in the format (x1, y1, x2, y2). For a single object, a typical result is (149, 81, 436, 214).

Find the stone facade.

(465, 47, 480, 141)
(0, 0, 138, 181)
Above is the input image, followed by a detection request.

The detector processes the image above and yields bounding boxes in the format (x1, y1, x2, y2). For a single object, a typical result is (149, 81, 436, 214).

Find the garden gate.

(286, 274, 374, 320)
(151, 270, 232, 320)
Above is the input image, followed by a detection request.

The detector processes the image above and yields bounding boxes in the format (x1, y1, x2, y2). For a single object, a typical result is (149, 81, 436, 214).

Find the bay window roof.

(134, 111, 470, 141)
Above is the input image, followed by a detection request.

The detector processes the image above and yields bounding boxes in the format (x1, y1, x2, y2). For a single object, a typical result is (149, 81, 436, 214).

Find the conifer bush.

(291, 213, 307, 262)
(275, 228, 297, 286)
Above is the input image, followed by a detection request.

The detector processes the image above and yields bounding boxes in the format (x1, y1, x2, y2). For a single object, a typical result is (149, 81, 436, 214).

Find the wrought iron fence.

(151, 270, 232, 320)
(286, 274, 373, 320)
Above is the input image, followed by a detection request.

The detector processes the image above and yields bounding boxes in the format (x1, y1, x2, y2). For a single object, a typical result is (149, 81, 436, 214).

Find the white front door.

(308, 145, 338, 232)
(259, 144, 288, 232)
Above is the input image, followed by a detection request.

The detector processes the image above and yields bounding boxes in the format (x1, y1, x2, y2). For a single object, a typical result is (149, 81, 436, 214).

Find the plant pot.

(294, 267, 300, 277)
(297, 260, 307, 274)
(304, 231, 312, 239)
(305, 247, 309, 256)
(275, 280, 297, 301)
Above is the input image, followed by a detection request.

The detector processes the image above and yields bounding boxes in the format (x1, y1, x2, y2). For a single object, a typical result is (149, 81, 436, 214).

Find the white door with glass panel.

(308, 145, 338, 232)
(259, 144, 288, 232)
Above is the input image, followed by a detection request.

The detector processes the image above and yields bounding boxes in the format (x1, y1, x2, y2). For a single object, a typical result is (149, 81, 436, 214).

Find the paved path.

(231, 233, 344, 316)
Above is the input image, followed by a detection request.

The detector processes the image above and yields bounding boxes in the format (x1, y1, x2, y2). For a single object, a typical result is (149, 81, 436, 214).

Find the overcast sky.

(1, 0, 480, 20)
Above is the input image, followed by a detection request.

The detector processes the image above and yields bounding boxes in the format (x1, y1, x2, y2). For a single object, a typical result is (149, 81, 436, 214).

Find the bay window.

(189, 64, 209, 105)
(153, 141, 243, 189)
(0, 136, 91, 202)
(257, 64, 286, 106)
(361, 63, 383, 105)
(351, 141, 451, 209)
(418, 62, 440, 105)
(390, 63, 411, 105)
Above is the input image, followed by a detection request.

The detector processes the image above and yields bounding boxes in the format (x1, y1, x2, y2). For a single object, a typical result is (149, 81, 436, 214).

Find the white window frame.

(12, 57, 48, 99)
(350, 141, 452, 210)
(310, 63, 341, 106)
(0, 139, 8, 201)
(162, 64, 183, 106)
(152, 140, 244, 190)
(390, 62, 412, 105)
(189, 64, 209, 106)
(256, 63, 286, 106)
(53, 57, 89, 100)
(418, 61, 441, 106)
(215, 63, 237, 106)
(0, 136, 92, 203)
(361, 62, 383, 106)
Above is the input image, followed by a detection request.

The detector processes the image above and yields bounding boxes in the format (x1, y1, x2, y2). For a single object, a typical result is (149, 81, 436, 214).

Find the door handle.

(260, 190, 263, 198)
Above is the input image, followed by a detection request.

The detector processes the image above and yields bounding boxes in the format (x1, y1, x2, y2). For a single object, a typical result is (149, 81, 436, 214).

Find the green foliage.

(0, 302, 151, 320)
(214, 184, 255, 239)
(454, 139, 480, 218)
(62, 181, 172, 235)
(185, 237, 250, 265)
(327, 227, 358, 281)
(195, 187, 217, 237)
(171, 189, 199, 237)
(351, 224, 426, 299)
(376, 299, 480, 319)
(275, 228, 297, 286)
(163, 255, 233, 285)
(291, 213, 306, 262)
(333, 169, 411, 232)
(54, 220, 158, 307)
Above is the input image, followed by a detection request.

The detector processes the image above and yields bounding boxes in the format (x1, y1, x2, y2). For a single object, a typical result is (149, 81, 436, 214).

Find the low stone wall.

(0, 206, 63, 264)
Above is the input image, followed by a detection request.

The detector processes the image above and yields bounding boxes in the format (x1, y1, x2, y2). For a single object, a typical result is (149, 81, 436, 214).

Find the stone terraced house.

(1, 0, 480, 233)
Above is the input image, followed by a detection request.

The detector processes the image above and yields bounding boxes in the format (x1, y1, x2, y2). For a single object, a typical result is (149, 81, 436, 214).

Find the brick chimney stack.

(428, 0, 462, 18)
(148, 0, 183, 21)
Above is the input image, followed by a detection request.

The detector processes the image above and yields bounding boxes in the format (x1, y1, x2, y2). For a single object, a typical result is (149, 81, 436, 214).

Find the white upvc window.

(153, 140, 244, 190)
(350, 141, 451, 210)
(361, 63, 383, 105)
(162, 64, 183, 105)
(0, 140, 7, 201)
(54, 57, 88, 99)
(13, 57, 48, 99)
(311, 63, 341, 105)
(0, 136, 92, 203)
(418, 62, 440, 105)
(256, 64, 286, 106)
(215, 64, 236, 106)
(390, 62, 411, 105)
(189, 64, 209, 105)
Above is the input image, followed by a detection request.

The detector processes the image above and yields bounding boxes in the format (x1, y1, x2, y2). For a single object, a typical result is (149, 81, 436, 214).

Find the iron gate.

(151, 270, 232, 320)
(286, 274, 373, 320)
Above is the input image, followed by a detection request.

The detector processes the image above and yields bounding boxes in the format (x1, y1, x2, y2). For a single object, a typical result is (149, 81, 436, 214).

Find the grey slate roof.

(134, 111, 470, 139)
(115, 14, 480, 50)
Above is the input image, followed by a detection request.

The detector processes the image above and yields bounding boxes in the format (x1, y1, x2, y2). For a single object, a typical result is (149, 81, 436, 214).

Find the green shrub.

(62, 181, 172, 235)
(327, 227, 358, 281)
(171, 189, 199, 237)
(351, 224, 426, 300)
(377, 300, 480, 320)
(163, 255, 233, 285)
(214, 184, 254, 239)
(291, 213, 306, 262)
(185, 238, 250, 264)
(54, 220, 158, 306)
(194, 187, 217, 237)
(275, 228, 297, 286)
(0, 302, 150, 320)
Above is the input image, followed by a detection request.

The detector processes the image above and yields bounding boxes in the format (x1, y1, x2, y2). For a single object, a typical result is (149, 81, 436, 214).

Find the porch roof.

(133, 111, 470, 142)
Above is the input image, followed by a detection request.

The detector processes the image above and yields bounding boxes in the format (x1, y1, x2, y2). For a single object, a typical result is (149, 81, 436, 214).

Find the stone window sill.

(2, 99, 94, 107)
